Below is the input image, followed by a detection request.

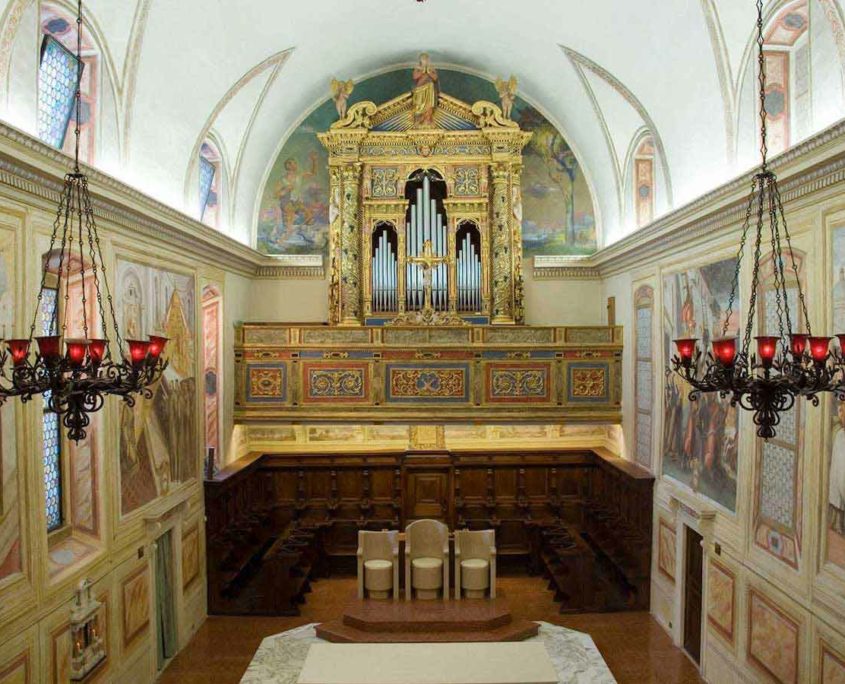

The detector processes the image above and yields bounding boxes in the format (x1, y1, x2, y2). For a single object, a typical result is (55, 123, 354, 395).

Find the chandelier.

(670, 0, 842, 440)
(0, 0, 167, 442)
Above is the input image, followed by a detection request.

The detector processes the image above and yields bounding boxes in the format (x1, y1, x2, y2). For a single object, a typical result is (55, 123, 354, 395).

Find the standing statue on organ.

(330, 78, 355, 120)
(412, 53, 439, 126)
(495, 76, 518, 120)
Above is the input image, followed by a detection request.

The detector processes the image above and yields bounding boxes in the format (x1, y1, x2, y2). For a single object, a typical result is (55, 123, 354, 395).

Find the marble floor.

(160, 576, 704, 684)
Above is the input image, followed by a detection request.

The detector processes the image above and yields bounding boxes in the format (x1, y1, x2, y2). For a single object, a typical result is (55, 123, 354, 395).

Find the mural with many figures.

(256, 68, 596, 258)
(117, 259, 197, 515)
(662, 259, 738, 512)
(0, 231, 19, 581)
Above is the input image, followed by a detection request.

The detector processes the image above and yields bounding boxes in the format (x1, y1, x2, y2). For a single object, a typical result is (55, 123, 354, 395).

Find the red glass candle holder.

(148, 335, 168, 360)
(36, 335, 62, 361)
(6, 339, 30, 366)
(65, 339, 90, 367)
(88, 339, 107, 365)
(755, 336, 779, 367)
(712, 337, 737, 366)
(809, 336, 832, 363)
(126, 339, 150, 367)
(674, 338, 698, 366)
(789, 333, 809, 357)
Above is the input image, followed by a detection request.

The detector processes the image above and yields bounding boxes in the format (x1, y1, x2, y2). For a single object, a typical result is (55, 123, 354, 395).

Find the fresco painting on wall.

(662, 259, 738, 512)
(827, 226, 845, 568)
(117, 259, 197, 515)
(0, 232, 20, 581)
(256, 69, 596, 259)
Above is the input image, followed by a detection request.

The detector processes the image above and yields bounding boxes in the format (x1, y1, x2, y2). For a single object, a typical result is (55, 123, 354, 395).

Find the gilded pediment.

(329, 92, 517, 133)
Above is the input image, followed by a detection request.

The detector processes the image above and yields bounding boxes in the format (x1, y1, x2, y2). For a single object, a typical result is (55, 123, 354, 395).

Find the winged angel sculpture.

(330, 78, 355, 120)
(494, 76, 518, 120)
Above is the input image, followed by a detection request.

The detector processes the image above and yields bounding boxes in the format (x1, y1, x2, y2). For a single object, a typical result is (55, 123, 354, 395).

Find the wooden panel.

(407, 472, 448, 520)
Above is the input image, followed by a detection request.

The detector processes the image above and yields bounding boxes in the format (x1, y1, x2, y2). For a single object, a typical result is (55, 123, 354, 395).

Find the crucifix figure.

(408, 239, 448, 312)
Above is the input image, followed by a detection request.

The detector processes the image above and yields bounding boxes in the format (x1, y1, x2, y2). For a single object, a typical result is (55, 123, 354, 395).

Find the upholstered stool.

(411, 557, 443, 599)
(460, 558, 490, 598)
(364, 559, 394, 599)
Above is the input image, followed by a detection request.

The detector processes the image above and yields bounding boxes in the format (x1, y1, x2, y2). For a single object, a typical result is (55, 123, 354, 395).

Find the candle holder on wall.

(70, 578, 105, 681)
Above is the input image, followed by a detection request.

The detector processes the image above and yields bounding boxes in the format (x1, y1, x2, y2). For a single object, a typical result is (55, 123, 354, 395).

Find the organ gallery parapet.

(233, 323, 622, 424)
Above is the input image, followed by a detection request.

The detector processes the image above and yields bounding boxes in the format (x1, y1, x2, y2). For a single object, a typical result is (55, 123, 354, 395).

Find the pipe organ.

(372, 225, 398, 313)
(237, 68, 623, 427)
(457, 224, 482, 312)
(318, 85, 532, 327)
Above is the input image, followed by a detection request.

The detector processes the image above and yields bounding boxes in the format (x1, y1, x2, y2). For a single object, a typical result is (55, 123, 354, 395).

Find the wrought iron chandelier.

(0, 0, 167, 442)
(670, 0, 842, 440)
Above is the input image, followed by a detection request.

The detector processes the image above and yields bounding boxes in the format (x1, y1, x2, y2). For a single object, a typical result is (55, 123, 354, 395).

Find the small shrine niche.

(70, 579, 106, 681)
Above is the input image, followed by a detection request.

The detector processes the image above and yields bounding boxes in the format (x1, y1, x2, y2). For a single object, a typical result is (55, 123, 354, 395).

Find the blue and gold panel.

(386, 363, 470, 403)
(246, 362, 287, 403)
(566, 362, 609, 403)
(302, 362, 370, 403)
(486, 363, 552, 403)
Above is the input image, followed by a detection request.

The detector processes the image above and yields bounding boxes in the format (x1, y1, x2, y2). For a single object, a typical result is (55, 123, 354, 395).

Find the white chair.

(404, 519, 449, 600)
(357, 530, 400, 600)
(454, 529, 496, 599)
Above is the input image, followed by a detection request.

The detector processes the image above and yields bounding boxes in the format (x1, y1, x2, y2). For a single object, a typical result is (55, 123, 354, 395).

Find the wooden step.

(315, 619, 539, 643)
(340, 598, 513, 633)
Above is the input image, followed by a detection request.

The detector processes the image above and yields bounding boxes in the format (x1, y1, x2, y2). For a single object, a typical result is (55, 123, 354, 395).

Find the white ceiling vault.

(0, 0, 843, 249)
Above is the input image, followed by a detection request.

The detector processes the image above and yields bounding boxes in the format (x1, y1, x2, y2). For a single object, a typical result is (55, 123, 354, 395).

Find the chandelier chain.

(768, 179, 787, 348)
(83, 178, 124, 354)
(28, 179, 68, 339)
(774, 181, 811, 335)
(721, 176, 757, 338)
(741, 178, 767, 362)
(756, 0, 768, 172)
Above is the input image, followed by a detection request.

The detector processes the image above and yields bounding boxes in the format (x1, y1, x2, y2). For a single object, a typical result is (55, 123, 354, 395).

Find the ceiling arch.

(0, 0, 842, 251)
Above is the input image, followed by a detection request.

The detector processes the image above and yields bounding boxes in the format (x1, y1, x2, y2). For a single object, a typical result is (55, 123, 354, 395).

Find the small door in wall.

(683, 526, 703, 664)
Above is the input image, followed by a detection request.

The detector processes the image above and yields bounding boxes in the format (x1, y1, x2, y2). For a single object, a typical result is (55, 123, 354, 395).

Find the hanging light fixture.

(670, 0, 842, 440)
(0, 0, 167, 442)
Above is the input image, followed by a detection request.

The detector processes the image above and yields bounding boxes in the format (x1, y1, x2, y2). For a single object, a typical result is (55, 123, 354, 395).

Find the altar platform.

(315, 596, 539, 643)
(240, 622, 615, 684)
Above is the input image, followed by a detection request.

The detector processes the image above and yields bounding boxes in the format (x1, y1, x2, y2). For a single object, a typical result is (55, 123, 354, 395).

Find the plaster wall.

(605, 132, 845, 682)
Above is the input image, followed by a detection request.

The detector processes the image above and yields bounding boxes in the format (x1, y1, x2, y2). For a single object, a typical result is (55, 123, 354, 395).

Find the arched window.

(40, 251, 101, 546)
(38, 4, 98, 161)
(633, 137, 655, 228)
(762, 1, 810, 155)
(199, 140, 223, 228)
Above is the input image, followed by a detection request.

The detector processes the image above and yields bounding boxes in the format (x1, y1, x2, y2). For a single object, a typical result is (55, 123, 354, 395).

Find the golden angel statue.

(494, 75, 518, 120)
(412, 53, 439, 126)
(330, 78, 355, 120)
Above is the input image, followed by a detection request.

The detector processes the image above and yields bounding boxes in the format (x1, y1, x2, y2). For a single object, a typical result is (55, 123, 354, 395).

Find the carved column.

(327, 167, 342, 325)
(340, 163, 363, 326)
(490, 163, 514, 324)
(510, 164, 525, 325)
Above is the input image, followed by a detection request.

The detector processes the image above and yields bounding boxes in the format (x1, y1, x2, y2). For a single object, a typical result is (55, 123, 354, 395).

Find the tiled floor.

(159, 576, 704, 683)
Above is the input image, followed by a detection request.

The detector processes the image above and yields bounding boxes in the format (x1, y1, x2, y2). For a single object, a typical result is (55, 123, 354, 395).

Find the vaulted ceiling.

(0, 0, 843, 249)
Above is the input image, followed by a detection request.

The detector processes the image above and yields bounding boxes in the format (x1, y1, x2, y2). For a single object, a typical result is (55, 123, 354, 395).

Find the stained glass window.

(41, 288, 63, 532)
(37, 35, 82, 150)
(199, 155, 216, 219)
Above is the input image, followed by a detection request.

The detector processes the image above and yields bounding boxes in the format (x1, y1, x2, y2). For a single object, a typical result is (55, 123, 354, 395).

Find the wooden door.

(683, 526, 703, 664)
(405, 471, 449, 522)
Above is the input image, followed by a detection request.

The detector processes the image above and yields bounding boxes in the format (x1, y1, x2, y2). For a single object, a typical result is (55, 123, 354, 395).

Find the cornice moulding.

(533, 118, 845, 279)
(0, 121, 320, 279)
(1, 117, 843, 283)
